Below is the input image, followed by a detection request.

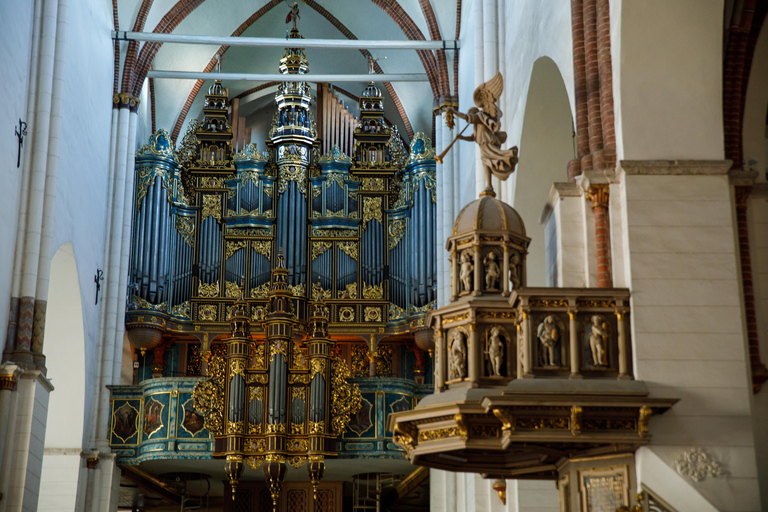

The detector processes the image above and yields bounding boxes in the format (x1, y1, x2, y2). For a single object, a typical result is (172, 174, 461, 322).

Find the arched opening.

(514, 57, 574, 286)
(38, 243, 86, 511)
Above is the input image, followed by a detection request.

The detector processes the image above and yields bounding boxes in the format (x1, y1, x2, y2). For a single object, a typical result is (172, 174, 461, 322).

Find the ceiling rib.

(148, 70, 429, 82)
(113, 30, 459, 50)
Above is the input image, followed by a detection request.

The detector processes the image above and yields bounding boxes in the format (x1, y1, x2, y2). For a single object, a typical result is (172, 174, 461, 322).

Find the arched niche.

(38, 243, 86, 511)
(514, 57, 574, 286)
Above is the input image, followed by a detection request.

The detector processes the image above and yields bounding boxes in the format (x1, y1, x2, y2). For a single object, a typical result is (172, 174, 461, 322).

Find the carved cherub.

(588, 315, 608, 366)
(447, 72, 519, 195)
(537, 315, 560, 367)
(459, 250, 474, 293)
(487, 326, 504, 377)
(484, 251, 500, 291)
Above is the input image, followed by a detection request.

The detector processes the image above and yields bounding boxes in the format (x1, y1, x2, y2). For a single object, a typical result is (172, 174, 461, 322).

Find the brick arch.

(120, 0, 155, 93)
(130, 0, 208, 97)
(170, 0, 417, 142)
(415, 0, 449, 97)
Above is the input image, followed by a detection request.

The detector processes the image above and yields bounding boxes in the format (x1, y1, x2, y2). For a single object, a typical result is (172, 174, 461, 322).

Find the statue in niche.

(588, 315, 608, 366)
(448, 329, 467, 380)
(446, 72, 518, 195)
(487, 326, 505, 377)
(537, 315, 560, 367)
(459, 250, 474, 293)
(509, 251, 521, 290)
(484, 251, 500, 291)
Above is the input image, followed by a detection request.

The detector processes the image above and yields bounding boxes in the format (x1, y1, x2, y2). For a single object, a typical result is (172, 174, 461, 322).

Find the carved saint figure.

(487, 326, 504, 377)
(448, 329, 467, 380)
(484, 251, 500, 291)
(509, 252, 521, 290)
(537, 315, 560, 367)
(459, 250, 474, 293)
(448, 73, 519, 195)
(285, 0, 300, 30)
(588, 315, 608, 366)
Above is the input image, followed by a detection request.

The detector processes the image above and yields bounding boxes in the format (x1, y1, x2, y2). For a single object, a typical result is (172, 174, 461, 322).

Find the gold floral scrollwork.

(192, 351, 225, 434)
(266, 423, 286, 434)
(312, 241, 332, 260)
(269, 339, 288, 362)
(288, 283, 305, 297)
(201, 194, 222, 222)
(393, 423, 417, 455)
(250, 439, 266, 453)
(363, 282, 384, 300)
(175, 216, 195, 247)
(337, 241, 358, 260)
(225, 281, 241, 299)
(363, 197, 383, 225)
(252, 240, 272, 257)
(250, 283, 270, 299)
(227, 421, 244, 434)
(362, 177, 385, 191)
(288, 439, 309, 452)
(246, 457, 264, 469)
(338, 283, 358, 300)
(252, 344, 266, 370)
(277, 165, 307, 194)
(198, 304, 217, 321)
(170, 301, 191, 319)
(388, 218, 406, 250)
(388, 304, 406, 321)
(308, 421, 324, 434)
(200, 177, 225, 188)
(330, 357, 362, 435)
(288, 456, 306, 469)
(339, 306, 355, 322)
(289, 374, 311, 384)
(639, 406, 652, 438)
(576, 299, 616, 308)
(530, 298, 569, 308)
(230, 360, 246, 377)
(365, 307, 382, 323)
(410, 301, 436, 314)
(292, 343, 307, 369)
(418, 427, 459, 442)
(226, 240, 247, 260)
(198, 281, 219, 298)
(310, 359, 326, 379)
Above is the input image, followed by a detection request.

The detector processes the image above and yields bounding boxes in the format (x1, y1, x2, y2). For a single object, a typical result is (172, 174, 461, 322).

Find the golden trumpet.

(435, 124, 470, 164)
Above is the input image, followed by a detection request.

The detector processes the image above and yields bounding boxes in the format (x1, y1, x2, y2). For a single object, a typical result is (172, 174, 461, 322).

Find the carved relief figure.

(448, 329, 467, 380)
(537, 315, 560, 367)
(459, 250, 474, 293)
(487, 326, 505, 377)
(588, 315, 608, 366)
(509, 252, 521, 290)
(484, 251, 500, 291)
(447, 73, 519, 194)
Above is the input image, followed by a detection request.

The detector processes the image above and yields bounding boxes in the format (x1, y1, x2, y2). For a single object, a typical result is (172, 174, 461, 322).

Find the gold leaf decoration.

(362, 177, 385, 191)
(363, 282, 384, 300)
(225, 281, 242, 299)
(363, 196, 383, 225)
(364, 306, 382, 323)
(387, 218, 405, 250)
(198, 281, 219, 298)
(175, 216, 195, 247)
(192, 350, 225, 434)
(337, 241, 358, 260)
(312, 241, 332, 260)
(330, 357, 362, 435)
(388, 303, 406, 321)
(198, 304, 217, 321)
(170, 301, 190, 319)
(226, 240, 247, 260)
(201, 194, 221, 221)
(338, 283, 357, 299)
(277, 164, 307, 194)
(250, 283, 270, 299)
(339, 306, 355, 322)
(130, 294, 166, 312)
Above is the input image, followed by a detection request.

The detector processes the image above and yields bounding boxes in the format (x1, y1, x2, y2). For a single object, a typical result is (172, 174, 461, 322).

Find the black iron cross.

(94, 269, 104, 305)
(14, 119, 27, 168)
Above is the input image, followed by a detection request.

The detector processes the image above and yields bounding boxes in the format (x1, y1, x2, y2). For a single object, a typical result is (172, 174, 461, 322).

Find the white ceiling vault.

(117, 0, 459, 147)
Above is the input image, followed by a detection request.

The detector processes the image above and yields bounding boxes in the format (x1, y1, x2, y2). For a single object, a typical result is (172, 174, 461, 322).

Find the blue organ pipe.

(419, 183, 427, 305)
(141, 185, 154, 298)
(148, 181, 162, 302)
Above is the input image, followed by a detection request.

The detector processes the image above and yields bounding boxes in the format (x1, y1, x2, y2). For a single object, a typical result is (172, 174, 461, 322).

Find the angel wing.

(473, 72, 503, 117)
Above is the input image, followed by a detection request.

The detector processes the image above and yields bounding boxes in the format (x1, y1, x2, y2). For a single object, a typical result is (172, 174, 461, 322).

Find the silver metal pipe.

(113, 30, 458, 50)
(148, 70, 428, 82)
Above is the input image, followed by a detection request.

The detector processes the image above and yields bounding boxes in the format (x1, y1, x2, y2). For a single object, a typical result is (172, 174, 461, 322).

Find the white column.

(473, 0, 485, 197)
(435, 118, 445, 307)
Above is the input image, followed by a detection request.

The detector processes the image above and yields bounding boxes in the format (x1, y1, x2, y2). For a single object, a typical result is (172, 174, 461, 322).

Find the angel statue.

(444, 72, 519, 196)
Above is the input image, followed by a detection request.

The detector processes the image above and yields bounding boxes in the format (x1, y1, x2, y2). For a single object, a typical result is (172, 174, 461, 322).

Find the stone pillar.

(435, 326, 445, 391)
(587, 185, 612, 287)
(450, 248, 458, 302)
(616, 309, 629, 380)
(472, 245, 482, 296)
(522, 311, 533, 377)
(502, 244, 510, 296)
(468, 324, 479, 387)
(568, 310, 581, 378)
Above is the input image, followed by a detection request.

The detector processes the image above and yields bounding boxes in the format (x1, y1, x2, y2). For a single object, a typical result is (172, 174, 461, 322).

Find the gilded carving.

(277, 164, 307, 194)
(252, 240, 272, 257)
(330, 357, 362, 435)
(312, 241, 332, 260)
(192, 351, 225, 434)
(267, 423, 286, 434)
(339, 306, 355, 322)
(226, 240, 247, 260)
(250, 283, 270, 299)
(388, 303, 406, 321)
(365, 307, 382, 323)
(419, 427, 459, 442)
(198, 304, 217, 321)
(201, 194, 222, 221)
(225, 281, 241, 299)
(576, 299, 616, 309)
(310, 359, 326, 379)
(338, 283, 358, 300)
(363, 196, 383, 225)
(175, 216, 195, 246)
(130, 295, 166, 312)
(443, 312, 469, 325)
(515, 417, 569, 430)
(288, 283, 305, 297)
(337, 241, 358, 260)
(362, 282, 384, 300)
(530, 298, 569, 308)
(198, 281, 219, 298)
(387, 218, 406, 250)
(171, 301, 191, 319)
(362, 177, 385, 191)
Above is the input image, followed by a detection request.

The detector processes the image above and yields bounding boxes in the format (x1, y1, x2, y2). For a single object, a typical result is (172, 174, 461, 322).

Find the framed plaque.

(578, 465, 629, 512)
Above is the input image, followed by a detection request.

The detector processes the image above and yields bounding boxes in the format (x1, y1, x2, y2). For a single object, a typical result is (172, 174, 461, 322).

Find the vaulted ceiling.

(116, 0, 459, 146)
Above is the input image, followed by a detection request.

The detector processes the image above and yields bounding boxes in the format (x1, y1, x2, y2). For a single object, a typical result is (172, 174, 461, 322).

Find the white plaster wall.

(614, 0, 724, 160)
(623, 172, 760, 511)
(0, 0, 34, 351)
(38, 243, 85, 512)
(50, 0, 114, 449)
(555, 194, 586, 288)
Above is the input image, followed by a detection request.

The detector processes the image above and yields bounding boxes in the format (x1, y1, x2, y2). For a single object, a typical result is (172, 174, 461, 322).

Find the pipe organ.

(126, 29, 437, 355)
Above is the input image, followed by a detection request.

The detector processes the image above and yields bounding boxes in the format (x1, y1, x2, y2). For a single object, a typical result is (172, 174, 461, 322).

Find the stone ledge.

(619, 160, 732, 176)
